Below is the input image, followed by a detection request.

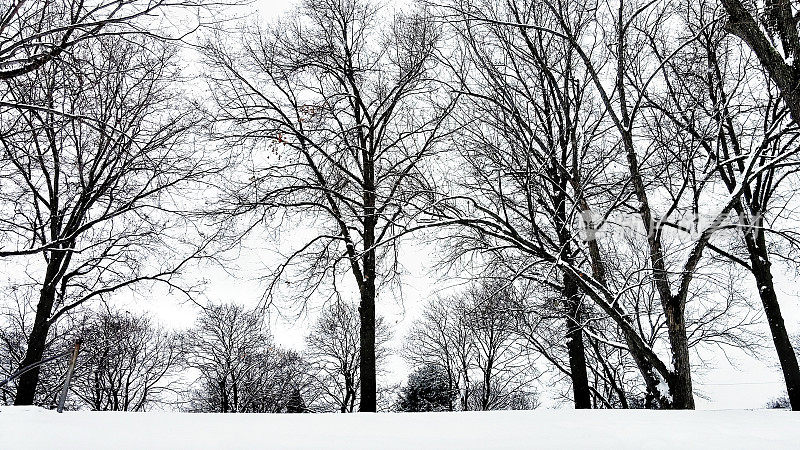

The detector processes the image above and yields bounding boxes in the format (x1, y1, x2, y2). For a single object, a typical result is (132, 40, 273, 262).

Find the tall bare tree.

(431, 0, 786, 409)
(203, 0, 455, 411)
(646, 2, 800, 409)
(0, 35, 211, 405)
(441, 0, 611, 408)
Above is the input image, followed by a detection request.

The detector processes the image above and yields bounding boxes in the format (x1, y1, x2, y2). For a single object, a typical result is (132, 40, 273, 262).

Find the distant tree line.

(0, 301, 389, 412)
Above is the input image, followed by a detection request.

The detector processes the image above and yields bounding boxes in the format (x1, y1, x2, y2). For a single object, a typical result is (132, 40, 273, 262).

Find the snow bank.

(1, 406, 798, 449)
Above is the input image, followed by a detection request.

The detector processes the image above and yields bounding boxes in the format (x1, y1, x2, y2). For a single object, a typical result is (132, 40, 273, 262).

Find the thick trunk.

(359, 135, 377, 413)
(358, 275, 377, 412)
(577, 205, 669, 406)
(554, 169, 592, 409)
(745, 233, 800, 410)
(358, 298, 376, 411)
(564, 274, 592, 409)
(665, 302, 695, 409)
(13, 286, 57, 405)
(620, 91, 694, 408)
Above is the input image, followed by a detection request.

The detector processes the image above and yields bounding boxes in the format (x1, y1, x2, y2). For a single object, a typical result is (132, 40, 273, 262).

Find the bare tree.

(644, 1, 800, 409)
(203, 0, 455, 411)
(428, 0, 788, 409)
(0, 34, 211, 405)
(462, 283, 536, 411)
(185, 303, 311, 413)
(305, 300, 390, 413)
(404, 282, 538, 411)
(404, 297, 473, 410)
(439, 0, 611, 408)
(68, 309, 184, 411)
(0, 0, 206, 81)
(721, 0, 800, 125)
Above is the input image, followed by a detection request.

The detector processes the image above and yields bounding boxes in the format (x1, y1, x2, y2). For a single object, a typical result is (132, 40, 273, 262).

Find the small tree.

(285, 388, 307, 413)
(185, 303, 311, 413)
(404, 282, 537, 411)
(765, 395, 791, 409)
(397, 364, 457, 412)
(69, 309, 183, 411)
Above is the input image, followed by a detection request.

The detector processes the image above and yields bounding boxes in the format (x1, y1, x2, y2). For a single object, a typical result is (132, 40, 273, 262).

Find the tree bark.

(220, 378, 228, 413)
(564, 274, 592, 409)
(14, 227, 72, 405)
(554, 145, 592, 408)
(14, 270, 59, 405)
(744, 229, 800, 410)
(665, 301, 695, 409)
(359, 168, 378, 412)
(358, 279, 377, 412)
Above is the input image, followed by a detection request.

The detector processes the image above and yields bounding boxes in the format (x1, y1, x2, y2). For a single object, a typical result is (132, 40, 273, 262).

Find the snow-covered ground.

(1, 407, 798, 449)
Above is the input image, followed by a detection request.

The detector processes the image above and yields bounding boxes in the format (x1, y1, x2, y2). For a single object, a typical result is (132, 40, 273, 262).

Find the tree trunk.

(446, 368, 455, 411)
(359, 131, 377, 412)
(665, 301, 695, 409)
(482, 359, 492, 411)
(461, 362, 470, 411)
(745, 231, 800, 410)
(564, 274, 592, 409)
(358, 268, 377, 412)
(555, 178, 592, 409)
(14, 285, 57, 405)
(220, 378, 228, 413)
(232, 374, 239, 412)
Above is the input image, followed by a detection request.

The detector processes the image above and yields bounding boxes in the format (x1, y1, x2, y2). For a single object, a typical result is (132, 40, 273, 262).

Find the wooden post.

(57, 340, 81, 413)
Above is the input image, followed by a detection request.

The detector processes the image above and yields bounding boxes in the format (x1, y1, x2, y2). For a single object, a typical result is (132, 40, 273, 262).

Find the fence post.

(57, 340, 82, 413)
